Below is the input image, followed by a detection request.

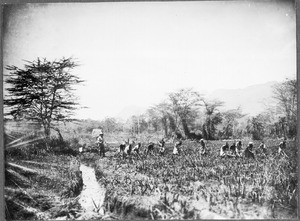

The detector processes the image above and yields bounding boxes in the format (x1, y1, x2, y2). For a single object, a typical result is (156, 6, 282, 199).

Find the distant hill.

(114, 81, 278, 120)
(207, 81, 277, 116)
(115, 105, 147, 120)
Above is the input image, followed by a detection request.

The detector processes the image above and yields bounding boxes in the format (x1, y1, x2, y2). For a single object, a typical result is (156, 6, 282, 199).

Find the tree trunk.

(43, 125, 51, 139)
(43, 123, 51, 150)
(54, 127, 64, 142)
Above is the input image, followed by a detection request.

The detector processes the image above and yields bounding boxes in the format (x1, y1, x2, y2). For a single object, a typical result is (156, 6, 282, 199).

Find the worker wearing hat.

(96, 131, 105, 157)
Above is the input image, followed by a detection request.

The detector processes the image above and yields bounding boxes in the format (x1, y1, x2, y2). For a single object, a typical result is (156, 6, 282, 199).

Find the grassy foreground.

(3, 123, 298, 220)
(4, 131, 84, 220)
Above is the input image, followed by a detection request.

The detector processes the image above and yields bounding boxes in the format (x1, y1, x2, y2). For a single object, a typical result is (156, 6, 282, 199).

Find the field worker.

(259, 141, 267, 155)
(173, 140, 182, 155)
(96, 131, 105, 157)
(119, 140, 128, 158)
(220, 142, 229, 157)
(158, 138, 165, 148)
(124, 144, 131, 155)
(158, 138, 166, 155)
(200, 139, 207, 155)
(236, 140, 243, 157)
(230, 142, 237, 155)
(124, 140, 134, 155)
(119, 141, 126, 153)
(132, 142, 141, 154)
(147, 142, 155, 154)
(244, 142, 255, 159)
(278, 138, 287, 157)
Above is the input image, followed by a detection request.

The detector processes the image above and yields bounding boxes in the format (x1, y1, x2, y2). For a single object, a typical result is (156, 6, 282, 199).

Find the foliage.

(272, 78, 297, 138)
(147, 102, 178, 137)
(246, 114, 268, 140)
(202, 100, 223, 140)
(101, 117, 123, 133)
(168, 88, 203, 138)
(127, 115, 148, 134)
(142, 78, 297, 140)
(4, 57, 84, 138)
(219, 108, 246, 139)
(146, 107, 163, 132)
(4, 131, 83, 220)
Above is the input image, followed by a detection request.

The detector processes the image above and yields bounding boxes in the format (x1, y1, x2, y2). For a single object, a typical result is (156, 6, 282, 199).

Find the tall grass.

(4, 127, 84, 220)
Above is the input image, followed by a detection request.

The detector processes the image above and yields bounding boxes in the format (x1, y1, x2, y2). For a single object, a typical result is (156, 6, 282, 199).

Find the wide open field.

(4, 127, 297, 220)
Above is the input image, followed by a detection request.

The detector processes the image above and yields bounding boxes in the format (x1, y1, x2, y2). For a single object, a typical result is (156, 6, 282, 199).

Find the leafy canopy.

(4, 57, 84, 136)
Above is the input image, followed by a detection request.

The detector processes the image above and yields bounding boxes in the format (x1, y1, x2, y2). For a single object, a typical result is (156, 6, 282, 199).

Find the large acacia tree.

(4, 57, 84, 138)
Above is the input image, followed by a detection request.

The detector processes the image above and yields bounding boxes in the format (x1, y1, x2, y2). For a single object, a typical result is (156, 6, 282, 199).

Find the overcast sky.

(3, 1, 296, 120)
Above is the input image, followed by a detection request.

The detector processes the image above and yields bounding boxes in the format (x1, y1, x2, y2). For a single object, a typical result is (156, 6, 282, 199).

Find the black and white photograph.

(2, 0, 298, 220)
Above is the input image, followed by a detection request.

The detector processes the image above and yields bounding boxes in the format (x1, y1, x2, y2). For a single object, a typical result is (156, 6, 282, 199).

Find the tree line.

(85, 79, 296, 141)
(4, 57, 297, 141)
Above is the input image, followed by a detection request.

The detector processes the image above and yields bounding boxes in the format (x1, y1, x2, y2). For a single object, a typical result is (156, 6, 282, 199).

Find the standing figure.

(220, 142, 229, 157)
(158, 138, 166, 155)
(96, 131, 105, 157)
(244, 142, 255, 159)
(200, 139, 207, 155)
(278, 138, 287, 157)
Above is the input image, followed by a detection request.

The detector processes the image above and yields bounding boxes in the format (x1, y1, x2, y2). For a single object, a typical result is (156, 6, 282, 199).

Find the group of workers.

(172, 138, 206, 155)
(219, 139, 287, 158)
(118, 138, 165, 157)
(90, 130, 288, 159)
(220, 141, 257, 158)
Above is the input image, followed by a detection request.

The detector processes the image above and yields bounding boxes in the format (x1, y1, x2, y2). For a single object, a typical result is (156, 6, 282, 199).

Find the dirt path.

(76, 164, 106, 220)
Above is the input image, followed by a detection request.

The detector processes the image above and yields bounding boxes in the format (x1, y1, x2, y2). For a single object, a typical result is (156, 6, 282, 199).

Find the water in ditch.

(76, 164, 106, 220)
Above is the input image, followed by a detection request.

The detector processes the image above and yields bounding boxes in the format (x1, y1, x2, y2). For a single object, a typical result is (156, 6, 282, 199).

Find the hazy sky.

(3, 1, 296, 120)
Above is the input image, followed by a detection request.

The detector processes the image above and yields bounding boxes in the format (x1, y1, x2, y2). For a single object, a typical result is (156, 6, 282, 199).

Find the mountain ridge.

(114, 81, 278, 120)
(208, 81, 277, 116)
